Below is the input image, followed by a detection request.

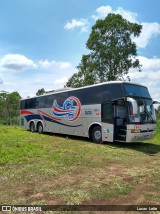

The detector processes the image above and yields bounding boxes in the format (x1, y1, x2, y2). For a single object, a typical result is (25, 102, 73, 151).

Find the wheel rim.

(38, 125, 43, 133)
(31, 123, 35, 132)
(94, 130, 101, 141)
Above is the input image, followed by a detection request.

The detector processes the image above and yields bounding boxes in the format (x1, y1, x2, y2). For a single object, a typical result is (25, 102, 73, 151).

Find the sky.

(0, 0, 160, 102)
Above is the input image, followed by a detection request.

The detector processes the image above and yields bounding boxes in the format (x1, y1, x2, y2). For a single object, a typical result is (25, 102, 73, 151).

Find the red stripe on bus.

(20, 110, 34, 115)
(69, 96, 81, 122)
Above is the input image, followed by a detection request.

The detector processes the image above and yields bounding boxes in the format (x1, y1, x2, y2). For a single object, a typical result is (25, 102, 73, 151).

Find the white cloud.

(91, 5, 113, 20)
(64, 18, 89, 32)
(0, 54, 37, 71)
(115, 7, 138, 23)
(0, 54, 77, 98)
(38, 60, 72, 70)
(92, 5, 138, 23)
(137, 56, 160, 71)
(0, 77, 3, 84)
(92, 6, 160, 49)
(38, 60, 56, 69)
(133, 22, 160, 48)
(54, 77, 68, 84)
(0, 52, 160, 104)
(35, 60, 76, 90)
(58, 62, 72, 69)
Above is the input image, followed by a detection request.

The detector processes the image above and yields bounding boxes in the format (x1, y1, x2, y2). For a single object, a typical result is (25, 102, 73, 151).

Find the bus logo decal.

(52, 96, 81, 121)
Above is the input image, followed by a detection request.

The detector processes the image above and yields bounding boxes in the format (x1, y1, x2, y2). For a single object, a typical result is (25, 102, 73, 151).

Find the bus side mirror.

(127, 97, 138, 115)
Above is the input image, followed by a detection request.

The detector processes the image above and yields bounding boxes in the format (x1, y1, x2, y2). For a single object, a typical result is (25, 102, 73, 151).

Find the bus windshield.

(124, 83, 151, 98)
(127, 97, 156, 123)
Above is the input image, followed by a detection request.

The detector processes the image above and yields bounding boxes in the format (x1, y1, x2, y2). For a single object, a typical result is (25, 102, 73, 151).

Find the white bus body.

(20, 81, 156, 143)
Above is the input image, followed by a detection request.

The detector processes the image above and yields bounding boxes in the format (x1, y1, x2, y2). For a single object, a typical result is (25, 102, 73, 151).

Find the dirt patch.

(40, 163, 125, 189)
(31, 193, 45, 200)
(48, 198, 65, 205)
(17, 187, 34, 197)
(82, 183, 146, 205)
(106, 164, 129, 178)
(79, 163, 154, 206)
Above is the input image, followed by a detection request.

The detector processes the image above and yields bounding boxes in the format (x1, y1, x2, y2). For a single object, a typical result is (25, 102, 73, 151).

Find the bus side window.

(36, 96, 45, 108)
(20, 100, 25, 109)
(54, 92, 69, 106)
(101, 102, 113, 123)
(102, 84, 123, 102)
(45, 95, 54, 108)
(83, 86, 102, 105)
(25, 100, 29, 109)
(68, 89, 84, 104)
(28, 98, 36, 109)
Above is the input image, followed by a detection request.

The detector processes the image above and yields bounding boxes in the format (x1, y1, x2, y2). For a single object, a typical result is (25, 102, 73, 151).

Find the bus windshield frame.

(123, 83, 156, 124)
(123, 83, 151, 98)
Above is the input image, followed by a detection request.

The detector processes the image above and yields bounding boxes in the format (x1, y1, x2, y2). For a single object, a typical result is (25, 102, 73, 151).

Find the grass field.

(0, 122, 160, 213)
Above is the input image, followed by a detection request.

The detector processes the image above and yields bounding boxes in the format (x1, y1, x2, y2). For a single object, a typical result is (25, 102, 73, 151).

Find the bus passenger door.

(101, 101, 114, 142)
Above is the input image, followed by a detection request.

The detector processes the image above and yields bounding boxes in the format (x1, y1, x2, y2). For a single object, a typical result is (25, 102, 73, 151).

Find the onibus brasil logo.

(52, 96, 81, 122)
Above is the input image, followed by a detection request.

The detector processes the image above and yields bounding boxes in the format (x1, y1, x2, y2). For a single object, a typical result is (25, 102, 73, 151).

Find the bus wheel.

(37, 123, 43, 134)
(30, 122, 35, 132)
(92, 126, 102, 144)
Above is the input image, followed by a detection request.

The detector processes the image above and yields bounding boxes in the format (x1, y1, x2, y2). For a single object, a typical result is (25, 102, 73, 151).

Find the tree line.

(0, 88, 46, 125)
(0, 91, 21, 125)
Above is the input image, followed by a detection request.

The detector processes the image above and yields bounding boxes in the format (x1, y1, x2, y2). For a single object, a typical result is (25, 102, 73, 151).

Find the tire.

(92, 126, 102, 144)
(30, 122, 35, 133)
(37, 123, 43, 134)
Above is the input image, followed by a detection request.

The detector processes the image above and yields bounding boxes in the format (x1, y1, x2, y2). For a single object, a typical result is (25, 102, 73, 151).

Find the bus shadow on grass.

(104, 141, 160, 156)
(43, 132, 160, 156)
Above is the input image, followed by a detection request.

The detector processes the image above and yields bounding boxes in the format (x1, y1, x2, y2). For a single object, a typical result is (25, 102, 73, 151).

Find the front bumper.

(126, 124, 156, 142)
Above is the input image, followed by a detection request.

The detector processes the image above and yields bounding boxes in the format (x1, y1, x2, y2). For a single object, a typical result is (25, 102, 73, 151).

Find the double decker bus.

(20, 81, 156, 143)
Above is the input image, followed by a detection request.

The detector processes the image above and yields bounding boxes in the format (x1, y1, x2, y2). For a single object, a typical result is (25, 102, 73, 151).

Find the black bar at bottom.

(42, 205, 159, 211)
(0, 205, 160, 212)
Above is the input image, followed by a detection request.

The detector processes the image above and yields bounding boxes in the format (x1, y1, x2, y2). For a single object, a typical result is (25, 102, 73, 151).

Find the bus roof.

(21, 81, 147, 100)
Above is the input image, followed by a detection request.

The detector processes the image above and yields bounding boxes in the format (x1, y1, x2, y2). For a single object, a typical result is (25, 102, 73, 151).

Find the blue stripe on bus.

(24, 115, 82, 127)
(25, 114, 41, 121)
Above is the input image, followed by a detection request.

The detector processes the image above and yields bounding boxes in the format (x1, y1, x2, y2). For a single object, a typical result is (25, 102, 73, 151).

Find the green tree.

(156, 105, 160, 120)
(36, 88, 45, 96)
(0, 91, 21, 125)
(66, 13, 142, 88)
(7, 92, 21, 124)
(0, 91, 8, 124)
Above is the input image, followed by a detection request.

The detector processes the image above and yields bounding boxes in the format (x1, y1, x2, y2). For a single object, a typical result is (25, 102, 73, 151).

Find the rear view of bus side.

(20, 81, 156, 143)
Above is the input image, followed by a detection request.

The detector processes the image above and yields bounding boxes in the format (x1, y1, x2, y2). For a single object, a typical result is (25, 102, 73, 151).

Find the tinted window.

(68, 89, 84, 104)
(83, 86, 102, 105)
(54, 92, 68, 106)
(28, 98, 36, 109)
(36, 96, 45, 108)
(103, 84, 123, 101)
(101, 102, 113, 123)
(23, 98, 36, 109)
(20, 100, 25, 110)
(124, 84, 151, 98)
(25, 100, 29, 109)
(45, 95, 54, 108)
